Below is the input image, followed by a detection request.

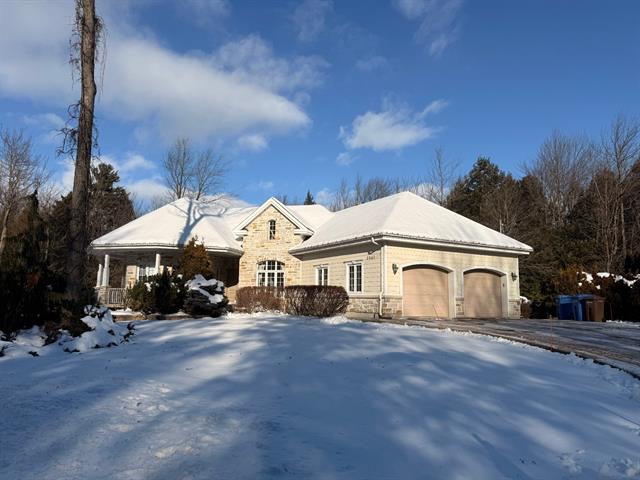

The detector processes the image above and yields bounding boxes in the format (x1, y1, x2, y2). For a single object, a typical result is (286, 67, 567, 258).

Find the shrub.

(235, 285, 349, 317)
(284, 286, 349, 317)
(178, 237, 214, 281)
(236, 287, 284, 312)
(124, 270, 185, 314)
(183, 275, 228, 317)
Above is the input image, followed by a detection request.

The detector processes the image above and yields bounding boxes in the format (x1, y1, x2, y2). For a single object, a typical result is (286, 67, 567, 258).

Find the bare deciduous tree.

(526, 131, 594, 227)
(592, 115, 640, 270)
(0, 129, 47, 262)
(163, 137, 227, 201)
(422, 147, 458, 205)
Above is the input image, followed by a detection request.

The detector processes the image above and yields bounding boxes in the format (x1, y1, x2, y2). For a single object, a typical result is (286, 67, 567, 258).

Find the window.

(257, 260, 284, 287)
(268, 219, 276, 240)
(137, 265, 156, 280)
(316, 265, 328, 286)
(347, 262, 362, 293)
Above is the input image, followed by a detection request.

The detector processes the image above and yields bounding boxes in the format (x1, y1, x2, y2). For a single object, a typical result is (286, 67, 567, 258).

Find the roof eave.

(89, 243, 243, 256)
(290, 233, 532, 256)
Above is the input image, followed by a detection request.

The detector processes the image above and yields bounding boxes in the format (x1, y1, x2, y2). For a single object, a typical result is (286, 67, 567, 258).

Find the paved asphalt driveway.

(380, 317, 640, 378)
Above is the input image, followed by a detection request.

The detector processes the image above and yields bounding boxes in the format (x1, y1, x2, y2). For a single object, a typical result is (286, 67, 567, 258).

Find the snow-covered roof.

(91, 192, 531, 257)
(291, 192, 532, 254)
(90, 195, 333, 255)
(91, 196, 254, 254)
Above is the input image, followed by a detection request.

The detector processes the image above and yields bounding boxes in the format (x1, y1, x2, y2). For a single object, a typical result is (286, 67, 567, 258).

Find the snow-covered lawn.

(1, 314, 639, 479)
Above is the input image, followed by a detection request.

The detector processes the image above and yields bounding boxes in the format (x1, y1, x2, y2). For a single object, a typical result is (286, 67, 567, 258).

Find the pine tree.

(178, 237, 214, 281)
(303, 190, 315, 205)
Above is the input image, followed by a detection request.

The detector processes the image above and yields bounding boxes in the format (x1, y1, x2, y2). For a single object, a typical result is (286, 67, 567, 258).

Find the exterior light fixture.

(392, 263, 399, 274)
(511, 272, 518, 281)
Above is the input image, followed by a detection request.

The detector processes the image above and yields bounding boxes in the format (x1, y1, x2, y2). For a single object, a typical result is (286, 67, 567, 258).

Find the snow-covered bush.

(0, 306, 134, 358)
(183, 275, 228, 317)
(236, 286, 283, 313)
(61, 306, 134, 353)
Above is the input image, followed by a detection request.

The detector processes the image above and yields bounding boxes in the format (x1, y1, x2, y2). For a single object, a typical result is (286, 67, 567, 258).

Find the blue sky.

(1, 0, 638, 206)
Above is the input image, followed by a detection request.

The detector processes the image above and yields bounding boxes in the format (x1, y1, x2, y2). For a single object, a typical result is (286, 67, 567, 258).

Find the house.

(90, 192, 532, 318)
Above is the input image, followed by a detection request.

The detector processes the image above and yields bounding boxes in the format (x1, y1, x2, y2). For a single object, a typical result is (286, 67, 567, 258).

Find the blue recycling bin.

(556, 295, 575, 320)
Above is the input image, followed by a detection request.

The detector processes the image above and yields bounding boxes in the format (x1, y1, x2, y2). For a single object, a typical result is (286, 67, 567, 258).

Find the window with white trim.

(347, 262, 362, 293)
(257, 260, 284, 287)
(137, 265, 156, 280)
(316, 265, 328, 286)
(268, 219, 276, 240)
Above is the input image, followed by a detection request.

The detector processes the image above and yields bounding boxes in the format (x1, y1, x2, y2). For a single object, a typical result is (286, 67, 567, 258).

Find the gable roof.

(290, 192, 532, 254)
(232, 197, 331, 236)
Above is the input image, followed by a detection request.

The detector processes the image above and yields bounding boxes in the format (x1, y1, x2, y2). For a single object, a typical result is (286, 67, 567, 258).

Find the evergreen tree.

(303, 190, 315, 205)
(0, 191, 51, 332)
(178, 237, 214, 281)
(446, 157, 506, 222)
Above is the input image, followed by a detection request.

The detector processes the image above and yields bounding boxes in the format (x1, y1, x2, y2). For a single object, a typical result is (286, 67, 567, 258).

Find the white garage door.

(402, 266, 450, 318)
(464, 270, 503, 318)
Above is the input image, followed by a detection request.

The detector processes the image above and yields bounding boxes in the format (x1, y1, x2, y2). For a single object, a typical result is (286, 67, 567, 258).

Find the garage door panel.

(464, 271, 502, 318)
(403, 266, 449, 318)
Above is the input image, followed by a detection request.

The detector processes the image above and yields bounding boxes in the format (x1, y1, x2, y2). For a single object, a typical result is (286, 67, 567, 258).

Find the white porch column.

(96, 263, 103, 288)
(154, 253, 161, 274)
(101, 254, 110, 287)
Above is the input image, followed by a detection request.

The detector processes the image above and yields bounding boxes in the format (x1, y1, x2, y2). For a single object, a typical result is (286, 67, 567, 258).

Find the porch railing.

(96, 287, 126, 309)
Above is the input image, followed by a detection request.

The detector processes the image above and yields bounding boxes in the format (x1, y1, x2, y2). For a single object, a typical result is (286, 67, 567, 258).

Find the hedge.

(236, 285, 349, 317)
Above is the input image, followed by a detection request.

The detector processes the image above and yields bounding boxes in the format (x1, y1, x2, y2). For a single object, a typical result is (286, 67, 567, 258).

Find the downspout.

(371, 237, 383, 318)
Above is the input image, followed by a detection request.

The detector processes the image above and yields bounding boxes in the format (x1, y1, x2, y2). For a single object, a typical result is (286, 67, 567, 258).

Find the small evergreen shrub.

(178, 237, 214, 281)
(284, 286, 349, 317)
(183, 275, 228, 317)
(236, 287, 284, 312)
(124, 270, 185, 314)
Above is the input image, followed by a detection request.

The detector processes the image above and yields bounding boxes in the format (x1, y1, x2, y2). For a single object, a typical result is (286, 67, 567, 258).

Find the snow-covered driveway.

(1, 314, 639, 479)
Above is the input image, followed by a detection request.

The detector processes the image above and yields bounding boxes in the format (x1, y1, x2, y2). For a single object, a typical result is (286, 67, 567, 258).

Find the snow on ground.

(1, 313, 639, 479)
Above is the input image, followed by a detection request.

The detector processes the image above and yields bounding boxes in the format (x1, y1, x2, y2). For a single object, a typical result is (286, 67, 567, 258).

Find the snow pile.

(185, 274, 225, 304)
(61, 306, 133, 353)
(0, 326, 46, 359)
(0, 307, 133, 359)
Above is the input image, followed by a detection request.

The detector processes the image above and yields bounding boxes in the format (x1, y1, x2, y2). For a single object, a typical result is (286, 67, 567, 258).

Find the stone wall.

(238, 205, 304, 289)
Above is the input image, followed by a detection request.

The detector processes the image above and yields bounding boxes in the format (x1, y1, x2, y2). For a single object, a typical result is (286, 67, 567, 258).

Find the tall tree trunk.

(66, 0, 97, 302)
(0, 205, 11, 263)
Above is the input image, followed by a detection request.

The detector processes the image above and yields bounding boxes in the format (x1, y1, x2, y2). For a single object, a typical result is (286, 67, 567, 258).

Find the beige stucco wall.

(384, 243, 522, 318)
(237, 205, 304, 290)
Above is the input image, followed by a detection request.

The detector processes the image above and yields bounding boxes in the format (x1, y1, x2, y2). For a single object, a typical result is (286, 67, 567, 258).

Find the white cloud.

(184, 0, 230, 23)
(393, 0, 462, 57)
(22, 113, 66, 129)
(420, 99, 449, 117)
(336, 152, 355, 166)
(258, 180, 274, 190)
(0, 1, 326, 144)
(340, 100, 445, 151)
(236, 134, 268, 152)
(315, 188, 334, 207)
(292, 0, 333, 42)
(120, 153, 155, 172)
(355, 56, 388, 72)
(125, 178, 170, 202)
